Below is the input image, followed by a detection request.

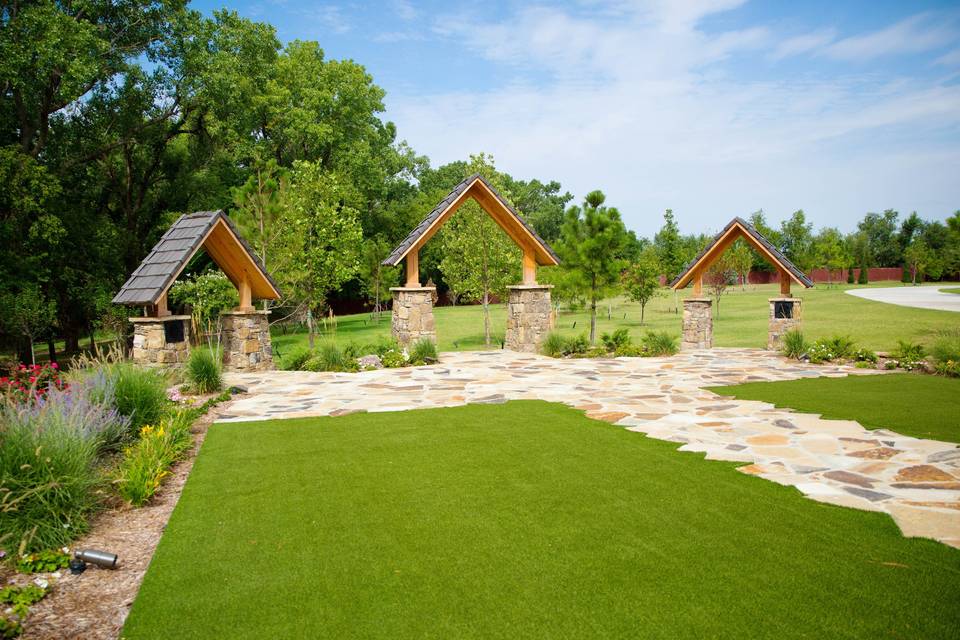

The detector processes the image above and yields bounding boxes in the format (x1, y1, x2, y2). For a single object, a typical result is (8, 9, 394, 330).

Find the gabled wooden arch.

(383, 174, 560, 287)
(670, 217, 814, 296)
(113, 210, 281, 316)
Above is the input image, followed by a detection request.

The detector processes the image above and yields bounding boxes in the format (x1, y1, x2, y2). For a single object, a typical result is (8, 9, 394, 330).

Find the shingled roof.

(113, 210, 281, 306)
(383, 173, 560, 267)
(669, 217, 814, 289)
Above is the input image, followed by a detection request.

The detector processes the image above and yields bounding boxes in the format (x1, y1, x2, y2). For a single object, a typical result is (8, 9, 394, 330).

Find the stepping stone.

(894, 465, 956, 483)
(823, 470, 875, 488)
(848, 447, 902, 460)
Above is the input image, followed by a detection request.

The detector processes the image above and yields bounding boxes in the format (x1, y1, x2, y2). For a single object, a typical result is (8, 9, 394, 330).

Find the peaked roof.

(670, 217, 814, 289)
(113, 210, 281, 306)
(383, 173, 560, 267)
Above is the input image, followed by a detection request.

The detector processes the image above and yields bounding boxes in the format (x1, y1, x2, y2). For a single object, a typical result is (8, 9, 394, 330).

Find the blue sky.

(193, 0, 960, 237)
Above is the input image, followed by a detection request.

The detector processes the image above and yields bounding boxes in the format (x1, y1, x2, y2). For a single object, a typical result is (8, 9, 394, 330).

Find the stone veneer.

(505, 285, 553, 353)
(130, 316, 191, 366)
(390, 287, 436, 345)
(768, 297, 802, 351)
(682, 298, 713, 350)
(221, 310, 274, 371)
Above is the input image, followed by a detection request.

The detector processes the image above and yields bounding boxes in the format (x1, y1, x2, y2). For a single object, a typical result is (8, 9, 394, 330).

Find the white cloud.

(824, 13, 958, 61)
(771, 29, 837, 61)
(391, 0, 416, 22)
(387, 3, 960, 235)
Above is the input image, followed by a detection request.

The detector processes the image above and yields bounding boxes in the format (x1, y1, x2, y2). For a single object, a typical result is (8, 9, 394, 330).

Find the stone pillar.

(505, 285, 553, 353)
(221, 310, 273, 371)
(130, 316, 191, 367)
(682, 298, 713, 350)
(768, 297, 802, 350)
(390, 287, 436, 346)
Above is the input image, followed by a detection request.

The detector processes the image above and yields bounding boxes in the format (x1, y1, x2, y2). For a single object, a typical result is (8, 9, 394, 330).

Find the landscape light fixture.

(74, 549, 119, 570)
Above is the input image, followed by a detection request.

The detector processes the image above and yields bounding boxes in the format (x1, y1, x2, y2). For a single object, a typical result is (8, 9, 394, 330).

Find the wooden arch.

(670, 217, 814, 296)
(113, 210, 281, 316)
(382, 174, 560, 287)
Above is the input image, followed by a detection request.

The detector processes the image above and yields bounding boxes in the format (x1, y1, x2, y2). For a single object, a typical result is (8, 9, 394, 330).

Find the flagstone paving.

(222, 348, 960, 548)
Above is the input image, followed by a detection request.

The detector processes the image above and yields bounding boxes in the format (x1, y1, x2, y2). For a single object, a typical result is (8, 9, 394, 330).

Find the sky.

(192, 0, 960, 238)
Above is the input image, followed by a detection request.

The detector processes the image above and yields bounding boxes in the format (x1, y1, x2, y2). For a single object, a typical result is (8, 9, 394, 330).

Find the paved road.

(846, 285, 960, 312)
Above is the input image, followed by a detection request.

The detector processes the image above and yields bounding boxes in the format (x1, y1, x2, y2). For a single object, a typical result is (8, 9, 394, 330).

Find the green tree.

(279, 161, 363, 347)
(654, 209, 685, 283)
(813, 228, 849, 286)
(438, 155, 520, 346)
(904, 239, 933, 284)
(857, 210, 901, 267)
(728, 239, 753, 290)
(358, 236, 399, 321)
(705, 252, 737, 317)
(622, 247, 661, 324)
(557, 190, 629, 345)
(779, 210, 814, 273)
(231, 159, 290, 275)
(0, 286, 56, 365)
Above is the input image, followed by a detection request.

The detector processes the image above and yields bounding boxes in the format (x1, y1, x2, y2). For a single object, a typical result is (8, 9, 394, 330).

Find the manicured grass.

(942, 287, 960, 295)
(708, 373, 960, 443)
(271, 282, 960, 358)
(124, 401, 960, 639)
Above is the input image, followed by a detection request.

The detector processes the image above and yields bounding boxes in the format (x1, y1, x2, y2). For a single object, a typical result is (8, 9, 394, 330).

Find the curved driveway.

(846, 285, 960, 312)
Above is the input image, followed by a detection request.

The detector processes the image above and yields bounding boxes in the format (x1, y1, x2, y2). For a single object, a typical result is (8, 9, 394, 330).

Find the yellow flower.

(140, 425, 154, 437)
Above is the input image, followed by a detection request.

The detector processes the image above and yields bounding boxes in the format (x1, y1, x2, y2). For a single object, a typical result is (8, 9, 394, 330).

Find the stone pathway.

(222, 349, 960, 548)
(846, 285, 960, 312)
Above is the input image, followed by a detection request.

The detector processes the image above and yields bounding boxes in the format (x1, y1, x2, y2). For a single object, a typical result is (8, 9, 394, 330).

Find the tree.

(278, 161, 363, 347)
(728, 239, 753, 290)
(358, 236, 399, 321)
(231, 159, 290, 274)
(705, 252, 737, 317)
(622, 247, 661, 324)
(0, 286, 56, 365)
(779, 210, 814, 273)
(557, 190, 629, 345)
(857, 210, 900, 267)
(654, 209, 685, 283)
(813, 228, 848, 286)
(904, 239, 933, 284)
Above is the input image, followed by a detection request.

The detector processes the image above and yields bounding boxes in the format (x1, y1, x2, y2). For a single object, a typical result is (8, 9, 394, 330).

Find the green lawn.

(708, 373, 960, 443)
(272, 282, 960, 359)
(943, 287, 960, 295)
(124, 401, 960, 639)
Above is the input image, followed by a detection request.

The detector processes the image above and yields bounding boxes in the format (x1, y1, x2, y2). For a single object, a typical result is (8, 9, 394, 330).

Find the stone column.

(221, 310, 273, 371)
(768, 297, 802, 350)
(390, 287, 436, 346)
(682, 298, 713, 350)
(130, 315, 191, 366)
(505, 285, 553, 353)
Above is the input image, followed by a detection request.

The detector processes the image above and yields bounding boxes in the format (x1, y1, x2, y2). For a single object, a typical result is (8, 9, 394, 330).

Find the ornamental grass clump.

(409, 339, 438, 365)
(641, 331, 679, 356)
(186, 348, 222, 394)
(0, 398, 102, 553)
(781, 329, 807, 359)
(110, 363, 169, 430)
(541, 332, 566, 358)
(114, 412, 194, 507)
(930, 330, 960, 377)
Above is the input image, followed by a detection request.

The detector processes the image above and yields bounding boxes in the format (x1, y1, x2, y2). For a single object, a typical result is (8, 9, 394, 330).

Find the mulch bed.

(13, 399, 234, 640)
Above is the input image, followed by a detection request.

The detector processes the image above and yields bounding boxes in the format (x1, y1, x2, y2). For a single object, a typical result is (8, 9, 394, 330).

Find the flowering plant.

(0, 363, 67, 403)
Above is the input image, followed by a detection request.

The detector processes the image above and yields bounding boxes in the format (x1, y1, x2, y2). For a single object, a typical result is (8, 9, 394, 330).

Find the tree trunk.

(47, 338, 57, 363)
(482, 291, 491, 346)
(307, 308, 315, 349)
(63, 327, 80, 354)
(29, 337, 36, 366)
(589, 297, 597, 345)
(640, 303, 645, 325)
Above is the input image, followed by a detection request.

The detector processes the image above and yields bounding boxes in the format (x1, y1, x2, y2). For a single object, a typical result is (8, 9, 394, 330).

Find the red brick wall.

(747, 267, 903, 284)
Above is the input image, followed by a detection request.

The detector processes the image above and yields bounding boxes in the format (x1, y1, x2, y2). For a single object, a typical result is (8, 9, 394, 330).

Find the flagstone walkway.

(222, 349, 960, 548)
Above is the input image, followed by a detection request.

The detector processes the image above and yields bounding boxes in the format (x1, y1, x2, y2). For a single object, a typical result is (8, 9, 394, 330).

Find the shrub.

(0, 401, 101, 553)
(822, 335, 856, 360)
(847, 267, 855, 284)
(857, 264, 868, 284)
(364, 337, 401, 357)
(893, 340, 925, 370)
(303, 343, 358, 372)
(781, 329, 807, 359)
(930, 331, 960, 377)
(0, 363, 67, 404)
(565, 334, 590, 356)
(601, 328, 632, 352)
(541, 332, 566, 358)
(613, 344, 644, 357)
(585, 346, 609, 358)
(110, 364, 169, 430)
(853, 347, 877, 363)
(114, 412, 194, 507)
(186, 348, 222, 394)
(409, 339, 438, 365)
(282, 347, 314, 371)
(642, 331, 679, 356)
(380, 349, 408, 368)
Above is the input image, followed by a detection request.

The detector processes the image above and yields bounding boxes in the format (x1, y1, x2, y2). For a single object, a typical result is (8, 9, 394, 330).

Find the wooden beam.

(406, 250, 420, 287)
(693, 272, 703, 297)
(156, 292, 171, 317)
(522, 251, 537, 285)
(780, 271, 791, 296)
(237, 276, 254, 312)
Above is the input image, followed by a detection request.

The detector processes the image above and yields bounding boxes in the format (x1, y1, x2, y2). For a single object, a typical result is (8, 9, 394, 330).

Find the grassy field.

(709, 373, 960, 443)
(272, 282, 960, 358)
(123, 401, 960, 639)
